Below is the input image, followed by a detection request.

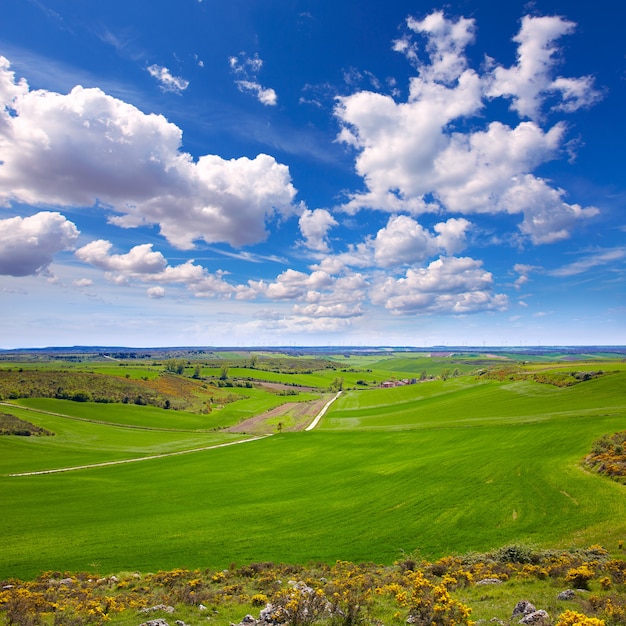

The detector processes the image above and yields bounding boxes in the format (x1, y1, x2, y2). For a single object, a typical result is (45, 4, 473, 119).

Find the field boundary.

(5, 435, 272, 477)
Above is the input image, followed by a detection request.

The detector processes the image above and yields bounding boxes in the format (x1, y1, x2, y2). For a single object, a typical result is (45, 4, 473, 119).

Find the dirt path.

(305, 391, 341, 431)
(6, 435, 271, 477)
(227, 393, 337, 434)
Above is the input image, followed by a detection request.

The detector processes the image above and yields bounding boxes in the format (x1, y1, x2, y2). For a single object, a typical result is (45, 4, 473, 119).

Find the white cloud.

(369, 256, 508, 315)
(147, 64, 189, 94)
(434, 218, 471, 255)
(0, 57, 298, 249)
(229, 52, 277, 106)
(248, 268, 334, 301)
(486, 15, 602, 119)
(548, 248, 626, 277)
(242, 267, 367, 324)
(504, 176, 599, 244)
(235, 80, 277, 106)
(299, 208, 338, 252)
(147, 286, 165, 298)
(373, 215, 470, 267)
(73, 278, 93, 288)
(306, 215, 470, 271)
(75, 240, 168, 274)
(404, 11, 475, 83)
(513, 263, 540, 289)
(74, 239, 238, 299)
(335, 12, 600, 245)
(0, 211, 79, 276)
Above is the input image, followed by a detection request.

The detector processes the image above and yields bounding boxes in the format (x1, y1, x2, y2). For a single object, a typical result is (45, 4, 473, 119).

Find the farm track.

(305, 391, 341, 430)
(5, 435, 272, 477)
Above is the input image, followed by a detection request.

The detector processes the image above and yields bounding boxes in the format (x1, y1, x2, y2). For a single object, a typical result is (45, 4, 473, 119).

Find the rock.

(198, 604, 207, 611)
(476, 578, 503, 585)
(231, 617, 258, 626)
(138, 620, 170, 626)
(258, 603, 276, 623)
(512, 601, 536, 618)
(557, 590, 576, 600)
(519, 610, 550, 626)
(140, 605, 175, 614)
(175, 621, 190, 626)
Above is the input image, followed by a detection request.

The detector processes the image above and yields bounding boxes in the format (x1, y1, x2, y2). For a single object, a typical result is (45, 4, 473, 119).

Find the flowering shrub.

(556, 610, 605, 626)
(0, 548, 624, 626)
(399, 570, 473, 626)
(566, 565, 596, 590)
(585, 432, 626, 483)
(269, 583, 330, 626)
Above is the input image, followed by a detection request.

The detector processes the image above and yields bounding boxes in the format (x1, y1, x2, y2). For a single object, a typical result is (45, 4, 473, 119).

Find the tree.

(220, 366, 229, 380)
(330, 377, 344, 392)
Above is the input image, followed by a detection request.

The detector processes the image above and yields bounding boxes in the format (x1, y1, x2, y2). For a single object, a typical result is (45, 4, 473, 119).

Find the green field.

(0, 353, 625, 581)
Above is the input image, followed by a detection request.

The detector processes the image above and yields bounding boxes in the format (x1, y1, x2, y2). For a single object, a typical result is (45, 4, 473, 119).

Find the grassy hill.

(0, 352, 625, 625)
(0, 356, 624, 582)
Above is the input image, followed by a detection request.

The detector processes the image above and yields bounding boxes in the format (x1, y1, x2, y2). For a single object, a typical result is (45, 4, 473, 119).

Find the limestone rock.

(512, 600, 536, 618)
(476, 578, 503, 585)
(519, 610, 550, 626)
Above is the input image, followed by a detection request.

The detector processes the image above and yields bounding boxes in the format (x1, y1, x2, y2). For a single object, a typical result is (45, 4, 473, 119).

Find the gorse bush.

(557, 610, 605, 626)
(2, 545, 623, 625)
(586, 432, 626, 483)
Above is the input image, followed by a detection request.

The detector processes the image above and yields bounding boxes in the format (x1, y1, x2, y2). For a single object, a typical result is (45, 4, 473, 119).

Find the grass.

(321, 372, 626, 430)
(1, 409, 625, 579)
(0, 404, 250, 476)
(0, 357, 624, 586)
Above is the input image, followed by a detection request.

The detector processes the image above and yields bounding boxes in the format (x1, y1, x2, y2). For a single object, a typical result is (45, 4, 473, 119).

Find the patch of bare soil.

(226, 396, 331, 434)
(255, 381, 318, 392)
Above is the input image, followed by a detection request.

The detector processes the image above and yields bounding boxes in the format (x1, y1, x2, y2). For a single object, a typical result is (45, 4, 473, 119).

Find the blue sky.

(0, 0, 624, 348)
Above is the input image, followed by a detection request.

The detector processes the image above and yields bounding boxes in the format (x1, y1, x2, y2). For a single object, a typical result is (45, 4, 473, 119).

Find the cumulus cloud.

(309, 215, 471, 271)
(402, 11, 476, 83)
(335, 12, 601, 245)
(75, 240, 168, 274)
(241, 267, 367, 323)
(370, 256, 508, 315)
(147, 286, 166, 298)
(299, 208, 338, 252)
(373, 215, 470, 267)
(0, 211, 79, 276)
(75, 239, 239, 299)
(147, 64, 189, 94)
(0, 56, 297, 249)
(486, 16, 602, 119)
(229, 53, 277, 106)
